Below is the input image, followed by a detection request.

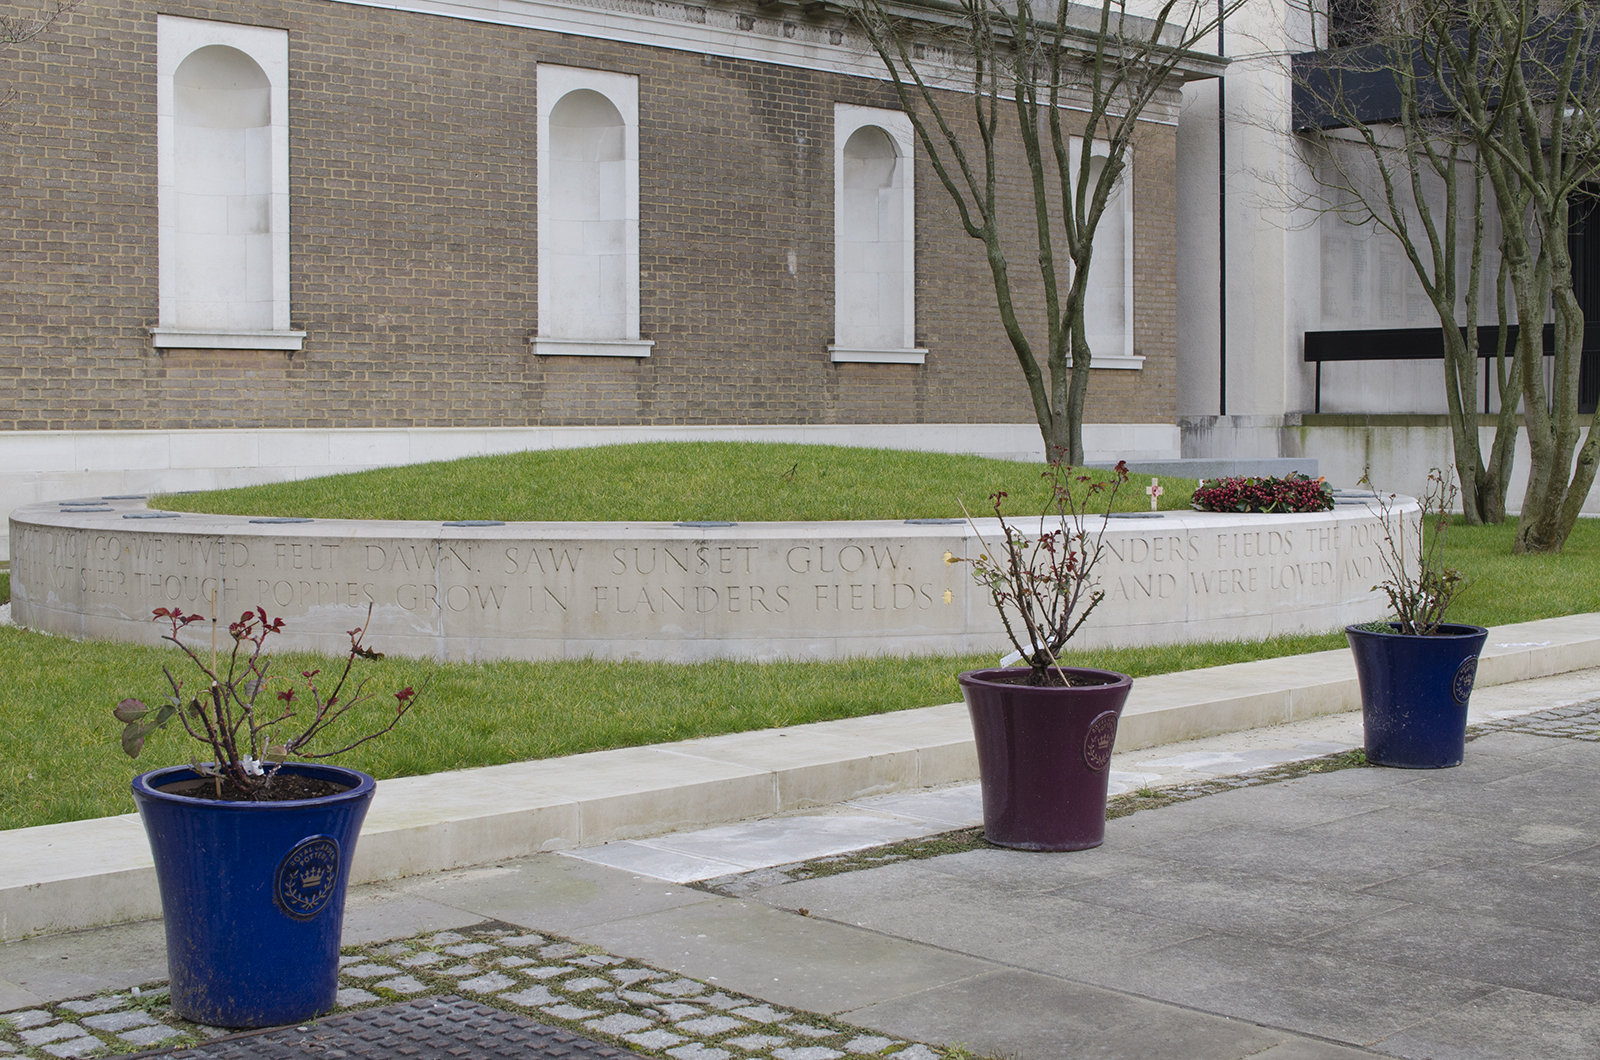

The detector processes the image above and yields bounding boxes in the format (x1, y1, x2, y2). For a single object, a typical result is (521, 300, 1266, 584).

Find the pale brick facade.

(1, 0, 1188, 434)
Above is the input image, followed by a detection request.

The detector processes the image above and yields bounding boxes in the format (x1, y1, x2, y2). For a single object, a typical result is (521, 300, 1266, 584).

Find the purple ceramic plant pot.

(959, 667, 1133, 851)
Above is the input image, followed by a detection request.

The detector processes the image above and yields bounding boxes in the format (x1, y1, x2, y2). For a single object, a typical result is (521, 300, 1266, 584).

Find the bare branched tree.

(1295, 3, 1523, 525)
(853, 0, 1237, 464)
(1296, 0, 1600, 550)
(1440, 0, 1600, 553)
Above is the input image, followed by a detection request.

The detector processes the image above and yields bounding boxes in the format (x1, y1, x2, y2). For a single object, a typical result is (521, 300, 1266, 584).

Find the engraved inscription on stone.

(10, 502, 1404, 662)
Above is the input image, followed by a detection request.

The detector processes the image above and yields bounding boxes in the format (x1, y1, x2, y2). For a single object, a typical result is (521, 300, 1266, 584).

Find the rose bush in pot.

(954, 457, 1133, 851)
(114, 604, 419, 1028)
(1346, 468, 1485, 768)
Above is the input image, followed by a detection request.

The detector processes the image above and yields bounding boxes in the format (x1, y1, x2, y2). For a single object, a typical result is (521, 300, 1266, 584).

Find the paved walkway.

(4, 675, 1600, 1059)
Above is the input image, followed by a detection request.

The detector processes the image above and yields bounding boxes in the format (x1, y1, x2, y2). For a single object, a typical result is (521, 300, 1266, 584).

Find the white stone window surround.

(533, 65, 653, 359)
(152, 16, 303, 352)
(1075, 139, 1140, 370)
(830, 104, 926, 365)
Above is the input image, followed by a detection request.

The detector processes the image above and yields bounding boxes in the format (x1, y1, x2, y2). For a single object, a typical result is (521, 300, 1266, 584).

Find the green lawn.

(1436, 516, 1600, 627)
(0, 626, 1348, 832)
(151, 442, 1199, 521)
(3, 444, 1595, 832)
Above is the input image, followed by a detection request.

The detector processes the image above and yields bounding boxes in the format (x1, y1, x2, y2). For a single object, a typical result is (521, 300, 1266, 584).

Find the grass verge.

(1437, 515, 1600, 627)
(0, 627, 1345, 832)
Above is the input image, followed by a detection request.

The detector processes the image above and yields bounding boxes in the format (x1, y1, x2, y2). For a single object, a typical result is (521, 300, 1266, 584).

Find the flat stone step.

(3, 612, 1597, 941)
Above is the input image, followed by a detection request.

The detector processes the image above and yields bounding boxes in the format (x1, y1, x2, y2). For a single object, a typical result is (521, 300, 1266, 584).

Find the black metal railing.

(1302, 323, 1600, 414)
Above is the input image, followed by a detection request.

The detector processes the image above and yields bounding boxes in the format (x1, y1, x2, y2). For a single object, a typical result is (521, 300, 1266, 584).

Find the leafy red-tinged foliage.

(1191, 473, 1334, 514)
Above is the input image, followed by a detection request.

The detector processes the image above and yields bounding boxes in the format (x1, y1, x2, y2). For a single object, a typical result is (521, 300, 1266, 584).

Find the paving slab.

(1042, 858, 1411, 945)
(835, 967, 1295, 1060)
(389, 854, 717, 935)
(1081, 931, 1499, 1045)
(564, 788, 987, 884)
(0, 919, 166, 1008)
(1246, 1045, 1387, 1060)
(559, 897, 997, 1015)
(1109, 815, 1470, 890)
(340, 888, 497, 947)
(747, 858, 1210, 977)
(1360, 858, 1600, 929)
(1368, 986, 1600, 1059)
(575, 813, 942, 883)
(1304, 904, 1600, 1004)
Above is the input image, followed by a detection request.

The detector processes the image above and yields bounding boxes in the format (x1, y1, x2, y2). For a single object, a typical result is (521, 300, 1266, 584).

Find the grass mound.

(152, 442, 1199, 522)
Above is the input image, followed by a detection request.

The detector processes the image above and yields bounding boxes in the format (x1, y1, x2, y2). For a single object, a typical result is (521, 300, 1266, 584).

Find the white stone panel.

(169, 430, 258, 470)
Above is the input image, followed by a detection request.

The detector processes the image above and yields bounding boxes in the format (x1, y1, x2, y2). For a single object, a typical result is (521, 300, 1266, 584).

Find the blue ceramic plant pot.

(131, 763, 376, 1028)
(1345, 622, 1489, 768)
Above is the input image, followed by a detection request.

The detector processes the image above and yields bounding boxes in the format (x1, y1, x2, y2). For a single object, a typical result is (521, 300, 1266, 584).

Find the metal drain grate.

(136, 996, 652, 1060)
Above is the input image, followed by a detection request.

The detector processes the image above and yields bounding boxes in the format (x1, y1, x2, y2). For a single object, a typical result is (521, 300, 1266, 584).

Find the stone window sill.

(828, 346, 929, 365)
(151, 328, 306, 351)
(531, 338, 654, 358)
(1088, 353, 1146, 370)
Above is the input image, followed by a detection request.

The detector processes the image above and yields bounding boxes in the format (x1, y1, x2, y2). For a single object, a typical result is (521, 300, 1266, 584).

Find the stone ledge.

(2, 612, 1595, 942)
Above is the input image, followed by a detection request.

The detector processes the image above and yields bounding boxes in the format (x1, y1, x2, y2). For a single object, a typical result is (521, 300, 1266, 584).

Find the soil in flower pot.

(153, 775, 351, 800)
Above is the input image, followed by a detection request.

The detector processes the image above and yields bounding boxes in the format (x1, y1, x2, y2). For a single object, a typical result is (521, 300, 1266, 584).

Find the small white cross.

(1145, 477, 1164, 512)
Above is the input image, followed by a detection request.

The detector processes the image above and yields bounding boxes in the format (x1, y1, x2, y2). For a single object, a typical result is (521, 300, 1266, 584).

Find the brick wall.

(0, 0, 1180, 434)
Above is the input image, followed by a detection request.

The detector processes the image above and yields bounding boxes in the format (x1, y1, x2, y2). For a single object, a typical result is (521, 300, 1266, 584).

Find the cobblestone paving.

(0, 923, 941, 1060)
(1469, 698, 1600, 740)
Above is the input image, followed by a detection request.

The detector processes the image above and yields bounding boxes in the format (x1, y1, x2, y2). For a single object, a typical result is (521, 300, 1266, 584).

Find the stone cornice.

(322, 0, 1203, 123)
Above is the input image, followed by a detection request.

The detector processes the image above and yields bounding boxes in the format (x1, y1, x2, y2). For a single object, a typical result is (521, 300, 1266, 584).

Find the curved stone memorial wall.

(9, 498, 1406, 662)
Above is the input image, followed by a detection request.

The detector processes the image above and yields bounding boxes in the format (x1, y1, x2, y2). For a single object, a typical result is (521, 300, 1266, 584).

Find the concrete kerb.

(3, 611, 1599, 943)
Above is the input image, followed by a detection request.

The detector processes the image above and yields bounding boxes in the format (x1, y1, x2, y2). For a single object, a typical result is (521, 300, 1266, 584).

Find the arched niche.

(544, 90, 628, 341)
(153, 16, 300, 350)
(837, 126, 908, 351)
(831, 106, 922, 363)
(172, 45, 273, 331)
(533, 66, 650, 358)
(1082, 153, 1127, 359)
